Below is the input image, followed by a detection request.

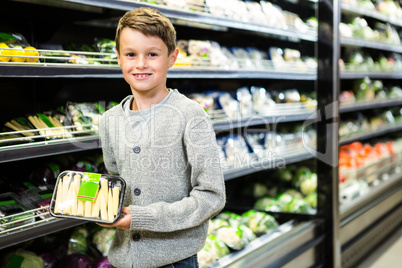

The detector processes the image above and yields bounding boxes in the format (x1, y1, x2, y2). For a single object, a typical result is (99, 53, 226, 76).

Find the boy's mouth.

(133, 73, 152, 79)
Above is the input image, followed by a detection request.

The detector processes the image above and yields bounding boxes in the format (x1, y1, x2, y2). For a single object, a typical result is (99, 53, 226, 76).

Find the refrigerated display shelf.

(340, 98, 402, 113)
(340, 163, 402, 221)
(0, 0, 334, 266)
(340, 37, 402, 54)
(341, 3, 402, 28)
(61, 0, 317, 42)
(211, 106, 317, 131)
(0, 135, 101, 163)
(0, 105, 316, 163)
(0, 214, 84, 250)
(0, 151, 313, 251)
(0, 64, 317, 80)
(223, 150, 314, 181)
(210, 220, 322, 268)
(340, 72, 402, 80)
(339, 123, 402, 146)
(341, 198, 402, 268)
(340, 182, 402, 267)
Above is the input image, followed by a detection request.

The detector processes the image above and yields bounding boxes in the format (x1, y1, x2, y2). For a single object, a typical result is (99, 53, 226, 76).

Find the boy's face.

(117, 28, 178, 95)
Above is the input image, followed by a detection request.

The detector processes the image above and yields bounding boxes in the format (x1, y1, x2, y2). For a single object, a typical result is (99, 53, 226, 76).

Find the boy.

(98, 7, 226, 268)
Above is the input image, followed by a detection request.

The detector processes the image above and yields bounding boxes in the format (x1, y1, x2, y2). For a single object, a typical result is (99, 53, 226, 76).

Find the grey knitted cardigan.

(99, 89, 226, 268)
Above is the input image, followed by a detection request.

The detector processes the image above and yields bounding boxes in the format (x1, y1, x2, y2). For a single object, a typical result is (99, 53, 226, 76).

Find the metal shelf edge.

(0, 65, 317, 80)
(340, 37, 402, 53)
(0, 218, 85, 250)
(0, 136, 101, 163)
(224, 152, 314, 181)
(339, 123, 402, 146)
(340, 72, 402, 80)
(339, 99, 402, 113)
(62, 0, 317, 42)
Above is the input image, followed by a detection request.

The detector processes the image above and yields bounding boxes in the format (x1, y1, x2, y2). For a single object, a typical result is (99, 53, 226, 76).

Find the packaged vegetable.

(49, 171, 126, 224)
(0, 192, 35, 231)
(215, 211, 242, 228)
(92, 228, 116, 256)
(215, 225, 249, 250)
(241, 210, 278, 236)
(1, 249, 44, 268)
(254, 197, 282, 212)
(68, 226, 89, 254)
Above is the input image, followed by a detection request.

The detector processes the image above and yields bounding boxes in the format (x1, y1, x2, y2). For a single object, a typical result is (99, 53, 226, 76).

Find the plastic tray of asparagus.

(49, 171, 126, 224)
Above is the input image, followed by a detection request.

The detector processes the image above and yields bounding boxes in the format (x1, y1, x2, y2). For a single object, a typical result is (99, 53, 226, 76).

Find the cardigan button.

(134, 188, 141, 196)
(132, 233, 140, 241)
(133, 146, 141, 154)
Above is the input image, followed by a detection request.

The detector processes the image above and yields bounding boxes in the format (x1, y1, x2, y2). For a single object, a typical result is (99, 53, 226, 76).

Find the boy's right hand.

(97, 206, 131, 230)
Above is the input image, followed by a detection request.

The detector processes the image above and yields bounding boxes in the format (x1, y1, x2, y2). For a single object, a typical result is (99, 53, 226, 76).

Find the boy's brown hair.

(115, 7, 177, 55)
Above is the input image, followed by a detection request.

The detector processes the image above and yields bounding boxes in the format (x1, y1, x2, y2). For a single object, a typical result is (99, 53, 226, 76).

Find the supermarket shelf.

(0, 215, 85, 250)
(0, 135, 101, 163)
(340, 179, 402, 246)
(0, 65, 317, 80)
(340, 37, 402, 53)
(339, 123, 402, 146)
(342, 203, 402, 268)
(212, 109, 317, 132)
(340, 72, 402, 80)
(210, 220, 322, 268)
(341, 3, 402, 28)
(0, 105, 316, 164)
(340, 161, 402, 220)
(340, 184, 402, 267)
(340, 98, 402, 113)
(0, 65, 122, 78)
(169, 69, 317, 80)
(62, 0, 317, 42)
(223, 150, 314, 181)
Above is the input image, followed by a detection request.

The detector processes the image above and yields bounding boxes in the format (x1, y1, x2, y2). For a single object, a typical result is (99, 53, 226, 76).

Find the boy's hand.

(96, 206, 131, 230)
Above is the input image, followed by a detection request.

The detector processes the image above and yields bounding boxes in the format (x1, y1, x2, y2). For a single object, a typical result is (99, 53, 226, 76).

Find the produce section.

(0, 0, 401, 267)
(339, 0, 402, 267)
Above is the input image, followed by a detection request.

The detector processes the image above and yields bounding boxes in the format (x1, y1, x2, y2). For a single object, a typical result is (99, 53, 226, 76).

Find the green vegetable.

(300, 173, 317, 196)
(209, 218, 229, 233)
(1, 249, 44, 268)
(215, 226, 244, 250)
(92, 228, 116, 256)
(208, 234, 230, 258)
(304, 192, 317, 208)
(216, 211, 242, 228)
(276, 168, 293, 183)
(252, 182, 269, 198)
(277, 192, 293, 205)
(242, 210, 278, 235)
(254, 197, 282, 212)
(68, 227, 88, 254)
(292, 166, 312, 188)
(284, 189, 304, 199)
(283, 198, 310, 213)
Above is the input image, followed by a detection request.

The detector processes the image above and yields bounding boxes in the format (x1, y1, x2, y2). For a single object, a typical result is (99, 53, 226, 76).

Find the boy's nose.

(135, 56, 147, 69)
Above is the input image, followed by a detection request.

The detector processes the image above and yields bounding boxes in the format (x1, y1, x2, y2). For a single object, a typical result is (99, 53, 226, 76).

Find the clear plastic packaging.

(49, 171, 126, 224)
(0, 192, 35, 231)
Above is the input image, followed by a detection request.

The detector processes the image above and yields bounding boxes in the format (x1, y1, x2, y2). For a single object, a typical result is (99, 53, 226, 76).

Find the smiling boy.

(98, 7, 226, 268)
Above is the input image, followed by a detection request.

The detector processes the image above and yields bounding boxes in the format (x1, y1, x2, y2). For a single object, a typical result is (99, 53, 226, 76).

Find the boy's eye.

(148, 52, 157, 57)
(127, 53, 135, 57)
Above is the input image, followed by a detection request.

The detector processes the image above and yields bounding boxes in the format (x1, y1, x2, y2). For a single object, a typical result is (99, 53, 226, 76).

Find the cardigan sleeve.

(129, 108, 226, 232)
(99, 112, 119, 176)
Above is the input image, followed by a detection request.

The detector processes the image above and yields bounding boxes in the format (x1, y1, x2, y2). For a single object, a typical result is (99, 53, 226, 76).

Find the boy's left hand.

(96, 206, 131, 230)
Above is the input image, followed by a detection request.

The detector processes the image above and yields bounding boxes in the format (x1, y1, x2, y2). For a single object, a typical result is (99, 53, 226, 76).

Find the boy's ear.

(168, 47, 179, 68)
